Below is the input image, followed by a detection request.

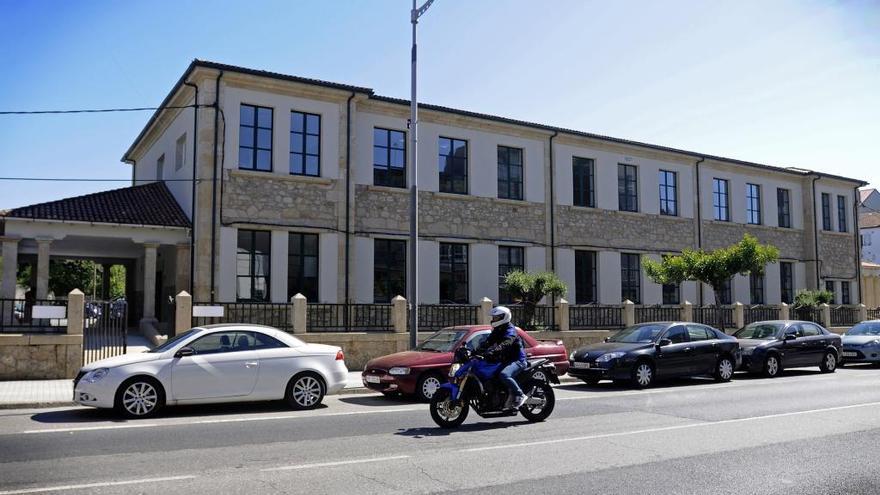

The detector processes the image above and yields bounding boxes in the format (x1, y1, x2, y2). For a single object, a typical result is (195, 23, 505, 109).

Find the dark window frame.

(713, 178, 730, 222)
(750, 272, 765, 305)
(572, 157, 595, 208)
(287, 232, 319, 301)
(746, 183, 762, 225)
(717, 277, 732, 305)
(662, 282, 681, 305)
(438, 137, 469, 195)
(777, 188, 792, 228)
(837, 195, 847, 233)
(374, 238, 407, 303)
(821, 193, 832, 231)
(497, 145, 524, 201)
(289, 110, 321, 177)
(658, 169, 678, 216)
(841, 281, 851, 305)
(439, 242, 469, 303)
(620, 253, 641, 304)
(373, 127, 407, 188)
(618, 164, 639, 212)
(498, 245, 525, 304)
(239, 104, 273, 172)
(237, 229, 271, 302)
(780, 262, 794, 304)
(575, 250, 598, 304)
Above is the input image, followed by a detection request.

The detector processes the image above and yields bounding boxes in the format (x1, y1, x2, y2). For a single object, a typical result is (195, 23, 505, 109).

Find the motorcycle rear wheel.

(430, 389, 469, 428)
(519, 382, 555, 422)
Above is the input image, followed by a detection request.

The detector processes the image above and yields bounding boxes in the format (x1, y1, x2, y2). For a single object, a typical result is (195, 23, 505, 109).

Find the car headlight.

(596, 352, 625, 363)
(83, 368, 109, 383)
(388, 367, 410, 376)
(448, 363, 461, 377)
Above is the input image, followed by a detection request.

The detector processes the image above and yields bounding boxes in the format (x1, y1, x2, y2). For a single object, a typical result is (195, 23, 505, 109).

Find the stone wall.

(702, 221, 807, 260)
(223, 170, 340, 229)
(556, 206, 695, 252)
(818, 232, 858, 279)
(0, 334, 83, 380)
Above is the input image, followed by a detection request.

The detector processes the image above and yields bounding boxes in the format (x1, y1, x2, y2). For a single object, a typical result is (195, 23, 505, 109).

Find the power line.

(0, 104, 207, 115)
(0, 177, 202, 182)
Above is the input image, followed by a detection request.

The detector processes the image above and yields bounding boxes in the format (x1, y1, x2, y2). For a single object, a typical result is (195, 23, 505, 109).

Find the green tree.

(643, 234, 780, 329)
(794, 289, 834, 308)
(109, 265, 126, 299)
(503, 270, 567, 331)
(48, 260, 96, 296)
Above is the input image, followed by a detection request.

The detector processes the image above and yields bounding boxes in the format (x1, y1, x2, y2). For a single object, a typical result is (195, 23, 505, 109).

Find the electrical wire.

(0, 105, 207, 115)
(0, 177, 202, 182)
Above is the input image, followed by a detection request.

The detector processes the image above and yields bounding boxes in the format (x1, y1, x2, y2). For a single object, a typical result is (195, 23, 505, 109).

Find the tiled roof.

(861, 188, 877, 203)
(861, 212, 880, 230)
(4, 182, 191, 228)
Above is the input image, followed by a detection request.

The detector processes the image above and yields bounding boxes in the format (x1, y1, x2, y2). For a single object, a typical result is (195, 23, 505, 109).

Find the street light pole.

(409, 0, 434, 350)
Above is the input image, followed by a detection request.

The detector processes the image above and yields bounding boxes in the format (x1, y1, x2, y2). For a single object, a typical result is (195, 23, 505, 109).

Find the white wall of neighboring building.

(863, 227, 880, 263)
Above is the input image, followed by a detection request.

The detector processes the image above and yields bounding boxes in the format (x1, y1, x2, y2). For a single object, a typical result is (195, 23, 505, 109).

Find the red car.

(362, 325, 569, 401)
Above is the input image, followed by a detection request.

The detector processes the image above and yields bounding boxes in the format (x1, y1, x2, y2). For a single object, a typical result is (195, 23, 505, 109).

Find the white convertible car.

(74, 324, 349, 418)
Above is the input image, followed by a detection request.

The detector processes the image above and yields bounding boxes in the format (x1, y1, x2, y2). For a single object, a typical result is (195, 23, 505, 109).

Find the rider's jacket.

(478, 323, 527, 364)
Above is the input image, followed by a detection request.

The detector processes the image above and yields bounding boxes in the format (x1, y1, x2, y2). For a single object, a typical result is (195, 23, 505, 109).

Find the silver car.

(841, 320, 880, 365)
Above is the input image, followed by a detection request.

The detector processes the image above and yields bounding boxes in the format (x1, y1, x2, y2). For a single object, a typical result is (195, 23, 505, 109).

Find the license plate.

(842, 352, 858, 357)
(572, 362, 591, 369)
(365, 375, 381, 384)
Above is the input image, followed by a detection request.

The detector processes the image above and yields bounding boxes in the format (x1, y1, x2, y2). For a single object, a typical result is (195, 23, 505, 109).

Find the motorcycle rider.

(477, 306, 528, 410)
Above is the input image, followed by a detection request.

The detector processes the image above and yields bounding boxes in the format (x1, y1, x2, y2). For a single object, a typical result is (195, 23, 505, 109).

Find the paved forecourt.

(1, 366, 880, 494)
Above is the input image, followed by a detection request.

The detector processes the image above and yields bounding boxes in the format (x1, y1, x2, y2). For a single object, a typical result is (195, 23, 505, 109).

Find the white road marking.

(22, 423, 158, 434)
(0, 475, 196, 494)
(261, 455, 410, 472)
(465, 400, 880, 452)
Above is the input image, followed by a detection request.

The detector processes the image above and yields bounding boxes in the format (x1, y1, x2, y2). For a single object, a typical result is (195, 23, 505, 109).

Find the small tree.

(794, 289, 833, 308)
(643, 234, 780, 330)
(503, 270, 567, 331)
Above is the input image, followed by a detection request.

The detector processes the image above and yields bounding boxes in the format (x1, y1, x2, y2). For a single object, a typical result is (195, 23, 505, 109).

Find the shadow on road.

(29, 400, 326, 423)
(338, 394, 422, 407)
(395, 420, 524, 438)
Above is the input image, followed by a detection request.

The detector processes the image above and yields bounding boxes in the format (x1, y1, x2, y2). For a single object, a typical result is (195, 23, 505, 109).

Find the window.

(777, 188, 791, 228)
(497, 146, 523, 200)
(821, 193, 832, 231)
(841, 281, 851, 305)
(288, 233, 318, 301)
(189, 332, 245, 355)
(572, 157, 595, 208)
(780, 262, 794, 304)
(717, 277, 732, 305)
(156, 154, 164, 182)
(440, 243, 468, 303)
(713, 178, 730, 221)
(237, 230, 271, 302)
(253, 332, 288, 349)
(746, 183, 762, 225)
(662, 283, 680, 305)
(620, 253, 641, 303)
(373, 128, 406, 188)
(825, 280, 835, 296)
(800, 323, 822, 337)
(618, 164, 638, 212)
(658, 170, 678, 216)
(575, 250, 597, 304)
(687, 325, 712, 341)
(374, 239, 406, 303)
(837, 195, 847, 232)
(750, 272, 765, 305)
(665, 326, 688, 344)
(239, 104, 273, 171)
(175, 134, 186, 171)
(290, 111, 320, 176)
(439, 137, 468, 194)
(498, 246, 524, 303)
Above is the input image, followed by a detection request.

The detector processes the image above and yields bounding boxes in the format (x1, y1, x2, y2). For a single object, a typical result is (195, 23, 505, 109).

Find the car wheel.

(819, 351, 837, 373)
(714, 355, 735, 382)
(763, 354, 781, 378)
(581, 377, 601, 386)
(115, 377, 164, 419)
(286, 372, 325, 410)
(416, 372, 444, 402)
(631, 361, 654, 389)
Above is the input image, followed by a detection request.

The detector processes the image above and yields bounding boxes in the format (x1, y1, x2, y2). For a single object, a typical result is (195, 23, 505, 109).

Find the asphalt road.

(1, 365, 880, 494)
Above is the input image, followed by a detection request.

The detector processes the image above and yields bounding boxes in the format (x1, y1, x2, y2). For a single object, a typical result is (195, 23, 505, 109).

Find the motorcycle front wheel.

(519, 381, 555, 422)
(429, 389, 469, 428)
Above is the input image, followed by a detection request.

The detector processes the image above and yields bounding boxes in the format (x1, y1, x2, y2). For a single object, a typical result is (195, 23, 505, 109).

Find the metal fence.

(635, 305, 680, 323)
(830, 306, 859, 327)
(83, 299, 128, 364)
(509, 305, 557, 331)
(0, 298, 68, 333)
(307, 303, 393, 332)
(693, 306, 735, 329)
(417, 304, 479, 331)
(869, 308, 880, 321)
(569, 305, 623, 329)
(791, 306, 822, 324)
(744, 305, 781, 325)
(193, 302, 293, 332)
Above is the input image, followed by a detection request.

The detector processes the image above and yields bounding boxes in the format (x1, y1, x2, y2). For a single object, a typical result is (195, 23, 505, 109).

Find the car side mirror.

(783, 334, 797, 341)
(657, 338, 672, 347)
(175, 347, 195, 358)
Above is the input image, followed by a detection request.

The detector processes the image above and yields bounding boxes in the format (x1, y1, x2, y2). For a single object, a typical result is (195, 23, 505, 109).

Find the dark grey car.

(734, 320, 842, 377)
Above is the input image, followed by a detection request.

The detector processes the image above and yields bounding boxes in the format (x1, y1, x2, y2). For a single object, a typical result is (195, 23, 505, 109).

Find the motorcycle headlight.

(388, 367, 410, 376)
(448, 363, 461, 377)
(569, 351, 576, 361)
(596, 352, 625, 363)
(84, 368, 109, 383)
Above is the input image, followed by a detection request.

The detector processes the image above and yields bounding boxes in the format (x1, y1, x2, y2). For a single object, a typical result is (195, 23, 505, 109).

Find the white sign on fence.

(32, 305, 66, 319)
(193, 305, 225, 318)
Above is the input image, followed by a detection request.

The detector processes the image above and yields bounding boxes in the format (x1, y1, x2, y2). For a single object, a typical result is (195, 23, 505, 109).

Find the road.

(1, 365, 880, 494)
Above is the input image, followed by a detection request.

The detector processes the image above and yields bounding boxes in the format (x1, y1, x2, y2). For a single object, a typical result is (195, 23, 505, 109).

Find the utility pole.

(409, 0, 434, 350)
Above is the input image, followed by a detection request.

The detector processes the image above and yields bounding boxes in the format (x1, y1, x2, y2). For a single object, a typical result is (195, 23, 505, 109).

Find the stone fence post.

(174, 291, 192, 336)
(478, 297, 493, 325)
(779, 302, 790, 321)
(733, 302, 745, 329)
(623, 300, 635, 327)
(681, 300, 693, 322)
(292, 293, 307, 334)
(858, 303, 868, 323)
(557, 298, 569, 332)
(820, 303, 831, 328)
(392, 295, 407, 333)
(67, 289, 84, 335)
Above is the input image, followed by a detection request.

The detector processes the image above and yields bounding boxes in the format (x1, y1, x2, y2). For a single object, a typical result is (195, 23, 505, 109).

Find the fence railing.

(508, 305, 557, 331)
(744, 305, 781, 325)
(693, 306, 735, 328)
(635, 305, 680, 323)
(869, 308, 880, 321)
(569, 304, 623, 329)
(417, 304, 479, 331)
(308, 303, 393, 332)
(0, 298, 68, 333)
(830, 306, 860, 327)
(791, 306, 822, 324)
(193, 302, 293, 332)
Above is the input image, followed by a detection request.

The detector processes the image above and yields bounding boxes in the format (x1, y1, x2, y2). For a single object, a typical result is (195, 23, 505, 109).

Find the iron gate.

(83, 300, 128, 364)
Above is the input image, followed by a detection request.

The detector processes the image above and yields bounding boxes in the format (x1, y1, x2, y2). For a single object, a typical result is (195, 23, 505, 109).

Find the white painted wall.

(598, 251, 622, 304)
(643, 254, 662, 304)
(418, 240, 440, 304)
(765, 263, 782, 305)
(794, 262, 807, 298)
(555, 248, 577, 302)
(319, 233, 339, 303)
(862, 227, 880, 263)
(470, 243, 497, 302)
(734, 273, 750, 304)
(353, 236, 374, 303)
(681, 281, 698, 305)
(815, 181, 857, 233)
(218, 226, 237, 302)
(270, 231, 288, 303)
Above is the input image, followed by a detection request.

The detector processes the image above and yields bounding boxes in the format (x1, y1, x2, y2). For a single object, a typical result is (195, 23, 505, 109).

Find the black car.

(568, 322, 741, 389)
(734, 320, 842, 377)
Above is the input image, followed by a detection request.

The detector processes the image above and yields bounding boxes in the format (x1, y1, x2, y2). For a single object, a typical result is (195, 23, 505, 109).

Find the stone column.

(779, 302, 790, 320)
(858, 304, 868, 323)
(874, 277, 880, 309)
(0, 236, 20, 299)
(292, 293, 307, 334)
(820, 303, 831, 328)
(623, 300, 635, 327)
(67, 289, 84, 335)
(733, 302, 745, 329)
(101, 264, 112, 300)
(175, 291, 192, 336)
(557, 298, 570, 332)
(479, 297, 493, 325)
(681, 300, 693, 322)
(175, 243, 191, 296)
(35, 238, 52, 299)
(392, 295, 407, 333)
(141, 243, 159, 324)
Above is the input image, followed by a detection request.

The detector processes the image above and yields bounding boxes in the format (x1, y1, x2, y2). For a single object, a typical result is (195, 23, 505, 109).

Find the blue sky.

(0, 0, 878, 209)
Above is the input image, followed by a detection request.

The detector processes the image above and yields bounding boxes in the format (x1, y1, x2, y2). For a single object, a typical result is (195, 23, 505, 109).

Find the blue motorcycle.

(429, 347, 558, 428)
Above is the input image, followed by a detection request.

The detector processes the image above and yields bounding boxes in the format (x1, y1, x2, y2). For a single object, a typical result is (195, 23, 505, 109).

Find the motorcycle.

(429, 346, 558, 428)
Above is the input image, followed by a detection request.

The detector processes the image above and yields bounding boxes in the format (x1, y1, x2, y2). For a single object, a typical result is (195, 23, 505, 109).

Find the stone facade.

(702, 221, 807, 260)
(0, 334, 83, 380)
(223, 170, 340, 230)
(556, 206, 695, 253)
(818, 232, 858, 279)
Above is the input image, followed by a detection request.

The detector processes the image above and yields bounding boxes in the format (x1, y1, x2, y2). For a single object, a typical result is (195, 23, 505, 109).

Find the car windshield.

(734, 323, 783, 340)
(416, 329, 468, 352)
(608, 324, 667, 343)
(148, 328, 200, 353)
(847, 323, 880, 336)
